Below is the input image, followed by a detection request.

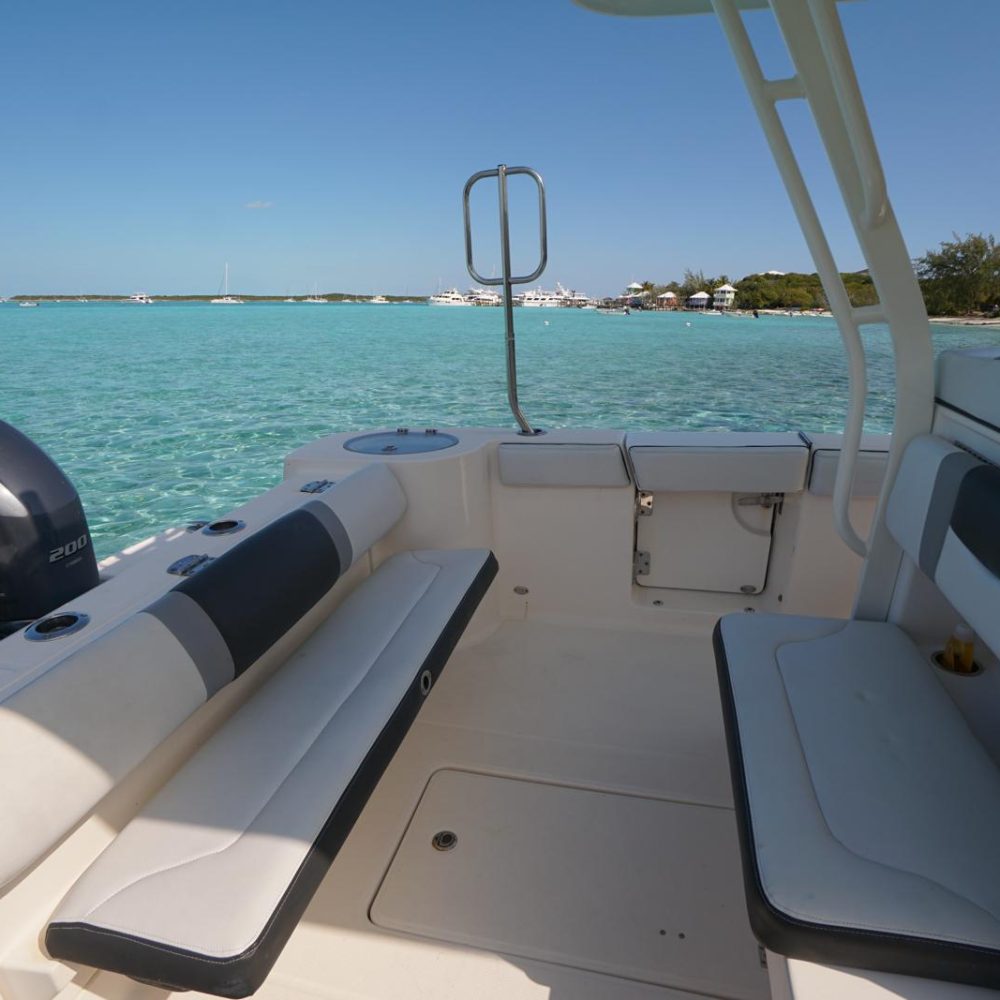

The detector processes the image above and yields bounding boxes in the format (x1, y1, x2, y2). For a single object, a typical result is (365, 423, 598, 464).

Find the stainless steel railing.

(463, 164, 547, 435)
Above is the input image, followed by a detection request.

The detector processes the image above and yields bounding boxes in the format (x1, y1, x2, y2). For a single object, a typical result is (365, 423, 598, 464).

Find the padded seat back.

(886, 434, 1000, 656)
(0, 463, 405, 889)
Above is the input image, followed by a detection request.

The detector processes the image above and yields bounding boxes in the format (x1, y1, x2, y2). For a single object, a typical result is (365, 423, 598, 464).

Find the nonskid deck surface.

(81, 621, 767, 1000)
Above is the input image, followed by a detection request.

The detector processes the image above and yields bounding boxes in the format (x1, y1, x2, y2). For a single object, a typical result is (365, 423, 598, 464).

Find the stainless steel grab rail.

(463, 164, 547, 435)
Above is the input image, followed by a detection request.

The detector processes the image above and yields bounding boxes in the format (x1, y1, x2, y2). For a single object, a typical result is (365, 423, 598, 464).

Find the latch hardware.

(637, 492, 654, 517)
(634, 550, 651, 577)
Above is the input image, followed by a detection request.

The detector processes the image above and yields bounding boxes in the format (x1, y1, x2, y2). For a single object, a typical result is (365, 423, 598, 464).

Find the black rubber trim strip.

(46, 551, 499, 998)
(174, 507, 341, 676)
(952, 463, 1000, 577)
(935, 397, 1000, 437)
(713, 618, 1000, 990)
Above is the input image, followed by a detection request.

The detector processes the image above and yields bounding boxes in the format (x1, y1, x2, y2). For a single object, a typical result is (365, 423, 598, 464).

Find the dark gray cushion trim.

(918, 451, 981, 576)
(952, 463, 1000, 577)
(713, 618, 1000, 990)
(174, 508, 341, 676)
(45, 551, 500, 999)
(143, 592, 235, 696)
(300, 499, 353, 570)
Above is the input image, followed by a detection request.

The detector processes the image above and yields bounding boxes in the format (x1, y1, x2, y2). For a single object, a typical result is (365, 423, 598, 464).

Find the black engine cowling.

(0, 421, 99, 637)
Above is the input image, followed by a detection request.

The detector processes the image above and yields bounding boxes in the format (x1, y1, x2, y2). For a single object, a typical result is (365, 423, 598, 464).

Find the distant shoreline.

(5, 294, 427, 304)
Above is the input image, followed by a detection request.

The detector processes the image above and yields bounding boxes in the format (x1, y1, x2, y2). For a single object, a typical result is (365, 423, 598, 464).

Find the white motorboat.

(210, 263, 243, 304)
(428, 288, 470, 305)
(468, 287, 502, 306)
(369, 295, 389, 304)
(519, 286, 562, 307)
(17, 300, 38, 308)
(1, 6, 998, 1000)
(126, 294, 154, 305)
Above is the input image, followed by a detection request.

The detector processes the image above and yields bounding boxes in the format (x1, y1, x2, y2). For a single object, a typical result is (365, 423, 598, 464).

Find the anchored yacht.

(428, 288, 470, 305)
(126, 293, 154, 305)
(1, 5, 998, 1000)
(468, 287, 502, 306)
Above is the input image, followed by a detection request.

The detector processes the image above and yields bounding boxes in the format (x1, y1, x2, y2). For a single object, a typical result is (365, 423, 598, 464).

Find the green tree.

(916, 233, 1000, 316)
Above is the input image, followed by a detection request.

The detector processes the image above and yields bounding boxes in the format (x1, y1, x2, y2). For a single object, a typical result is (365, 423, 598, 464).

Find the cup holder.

(202, 519, 246, 537)
(25, 611, 91, 642)
(932, 651, 983, 676)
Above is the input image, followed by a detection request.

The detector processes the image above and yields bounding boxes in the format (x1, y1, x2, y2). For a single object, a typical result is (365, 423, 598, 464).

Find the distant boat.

(19, 301, 38, 308)
(302, 296, 328, 304)
(127, 293, 154, 305)
(468, 287, 501, 307)
(370, 295, 389, 304)
(210, 263, 243, 304)
(428, 288, 470, 306)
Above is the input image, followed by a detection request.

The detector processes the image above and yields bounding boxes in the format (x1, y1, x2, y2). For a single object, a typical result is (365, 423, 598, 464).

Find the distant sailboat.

(211, 263, 243, 304)
(303, 283, 328, 303)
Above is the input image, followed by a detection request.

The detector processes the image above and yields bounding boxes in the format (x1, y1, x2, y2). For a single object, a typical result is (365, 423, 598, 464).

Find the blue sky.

(0, 0, 996, 297)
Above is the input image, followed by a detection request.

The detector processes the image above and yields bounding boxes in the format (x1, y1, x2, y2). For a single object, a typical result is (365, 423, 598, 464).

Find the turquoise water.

(2, 301, 998, 558)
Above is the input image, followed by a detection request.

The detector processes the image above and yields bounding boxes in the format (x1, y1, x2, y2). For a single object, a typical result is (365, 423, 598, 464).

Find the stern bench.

(714, 434, 1000, 990)
(42, 467, 497, 997)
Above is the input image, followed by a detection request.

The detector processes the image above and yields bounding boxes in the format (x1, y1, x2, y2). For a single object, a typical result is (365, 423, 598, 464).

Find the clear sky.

(1, 0, 996, 298)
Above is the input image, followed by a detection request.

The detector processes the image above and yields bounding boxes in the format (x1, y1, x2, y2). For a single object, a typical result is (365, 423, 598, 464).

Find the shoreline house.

(656, 290, 678, 311)
(713, 283, 737, 310)
(686, 290, 710, 310)
(622, 281, 648, 308)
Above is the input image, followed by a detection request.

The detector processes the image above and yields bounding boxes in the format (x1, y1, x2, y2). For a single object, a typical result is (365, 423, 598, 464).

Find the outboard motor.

(0, 421, 99, 638)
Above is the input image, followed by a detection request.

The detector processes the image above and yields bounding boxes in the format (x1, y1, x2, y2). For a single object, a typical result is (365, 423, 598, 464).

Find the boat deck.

(86, 619, 765, 1000)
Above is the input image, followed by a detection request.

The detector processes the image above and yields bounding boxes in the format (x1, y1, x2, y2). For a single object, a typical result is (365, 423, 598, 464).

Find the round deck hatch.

(344, 429, 459, 455)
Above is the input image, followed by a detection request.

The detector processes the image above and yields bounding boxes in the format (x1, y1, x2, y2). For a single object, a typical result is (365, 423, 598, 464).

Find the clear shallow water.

(1, 301, 998, 558)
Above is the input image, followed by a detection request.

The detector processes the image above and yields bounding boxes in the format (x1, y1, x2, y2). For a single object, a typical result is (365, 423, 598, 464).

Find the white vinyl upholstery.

(715, 433, 1000, 988)
(0, 615, 208, 889)
(936, 347, 1000, 432)
(627, 432, 808, 493)
(498, 443, 630, 487)
(313, 463, 407, 563)
(807, 435, 890, 498)
(0, 465, 407, 892)
(46, 547, 497, 997)
(718, 613, 1000, 951)
(885, 435, 1000, 656)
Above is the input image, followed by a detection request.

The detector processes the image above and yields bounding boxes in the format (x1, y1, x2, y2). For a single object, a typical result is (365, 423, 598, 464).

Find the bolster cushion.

(0, 464, 406, 890)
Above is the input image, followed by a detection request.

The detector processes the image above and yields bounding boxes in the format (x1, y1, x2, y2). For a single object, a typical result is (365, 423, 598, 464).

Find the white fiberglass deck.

(82, 621, 767, 1000)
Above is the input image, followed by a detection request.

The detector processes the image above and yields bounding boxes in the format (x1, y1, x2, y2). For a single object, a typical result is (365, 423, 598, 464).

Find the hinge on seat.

(637, 491, 654, 516)
(633, 550, 650, 577)
(736, 492, 783, 509)
(167, 554, 215, 577)
(300, 479, 335, 494)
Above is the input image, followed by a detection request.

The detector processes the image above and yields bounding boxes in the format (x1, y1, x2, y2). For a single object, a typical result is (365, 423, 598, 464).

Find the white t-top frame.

(576, 0, 935, 620)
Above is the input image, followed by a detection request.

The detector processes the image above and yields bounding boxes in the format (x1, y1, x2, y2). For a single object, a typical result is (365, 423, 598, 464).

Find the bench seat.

(714, 434, 1000, 990)
(46, 547, 497, 998)
(715, 612, 1000, 989)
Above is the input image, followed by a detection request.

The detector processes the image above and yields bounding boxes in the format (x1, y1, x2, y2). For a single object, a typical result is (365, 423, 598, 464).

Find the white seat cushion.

(715, 612, 1000, 990)
(46, 547, 497, 998)
(0, 464, 407, 892)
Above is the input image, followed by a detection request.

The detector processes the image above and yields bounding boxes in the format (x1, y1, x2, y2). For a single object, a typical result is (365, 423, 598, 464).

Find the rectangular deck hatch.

(371, 769, 768, 999)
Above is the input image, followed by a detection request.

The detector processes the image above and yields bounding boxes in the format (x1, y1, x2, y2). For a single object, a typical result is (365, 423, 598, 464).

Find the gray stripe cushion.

(886, 434, 1000, 657)
(0, 464, 405, 890)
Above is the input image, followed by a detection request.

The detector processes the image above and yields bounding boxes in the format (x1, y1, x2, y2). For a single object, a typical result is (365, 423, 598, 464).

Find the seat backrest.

(886, 434, 1000, 657)
(0, 463, 405, 889)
